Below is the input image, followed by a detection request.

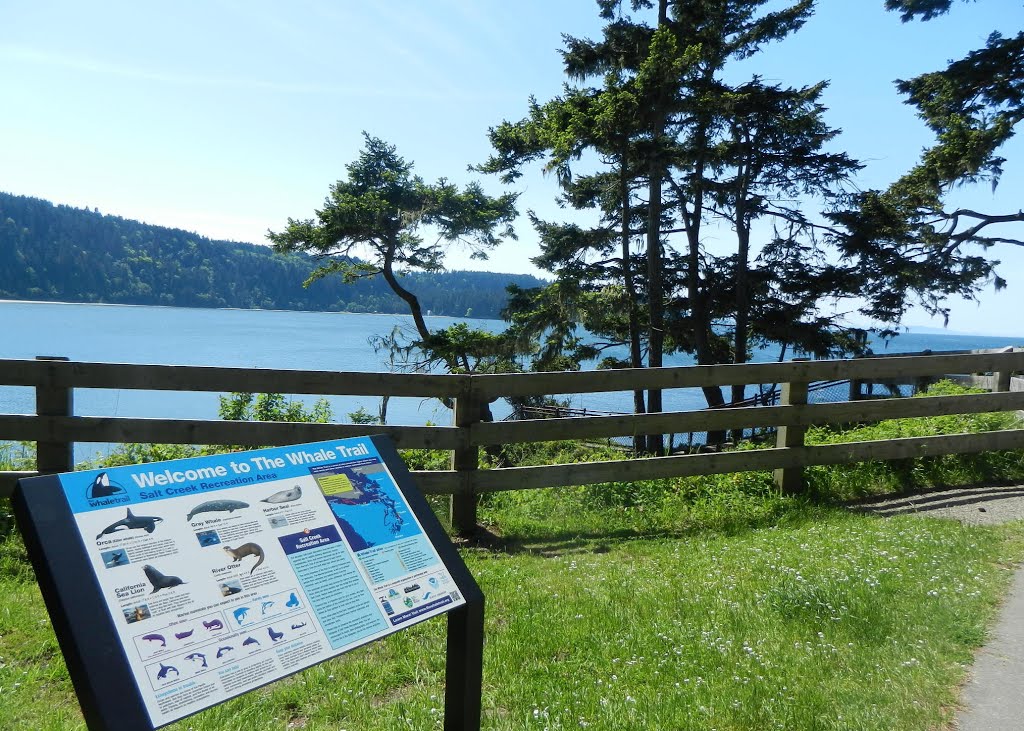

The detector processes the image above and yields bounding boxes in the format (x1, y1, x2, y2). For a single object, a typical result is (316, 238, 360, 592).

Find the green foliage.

(346, 406, 379, 425)
(268, 134, 528, 378)
(218, 392, 333, 423)
(0, 192, 543, 318)
(0, 441, 35, 471)
(805, 380, 1024, 499)
(831, 1, 1024, 326)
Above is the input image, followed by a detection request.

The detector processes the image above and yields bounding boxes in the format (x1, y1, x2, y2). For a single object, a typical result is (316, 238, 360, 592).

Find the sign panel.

(17, 436, 468, 729)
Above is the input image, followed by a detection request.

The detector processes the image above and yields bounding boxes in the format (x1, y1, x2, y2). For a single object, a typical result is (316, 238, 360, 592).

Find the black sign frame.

(13, 434, 484, 731)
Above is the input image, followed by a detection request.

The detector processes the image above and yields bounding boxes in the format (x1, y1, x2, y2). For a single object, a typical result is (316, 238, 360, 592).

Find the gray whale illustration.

(186, 500, 249, 521)
(96, 508, 163, 540)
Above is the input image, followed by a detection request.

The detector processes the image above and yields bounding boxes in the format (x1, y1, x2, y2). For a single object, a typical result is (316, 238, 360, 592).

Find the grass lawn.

(1, 498, 1022, 730)
(3, 386, 1024, 729)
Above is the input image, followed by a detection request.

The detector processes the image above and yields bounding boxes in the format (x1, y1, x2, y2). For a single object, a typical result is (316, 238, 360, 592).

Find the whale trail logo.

(86, 472, 130, 506)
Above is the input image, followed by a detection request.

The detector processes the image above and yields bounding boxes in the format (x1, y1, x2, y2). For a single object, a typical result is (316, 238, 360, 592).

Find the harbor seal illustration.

(261, 485, 301, 504)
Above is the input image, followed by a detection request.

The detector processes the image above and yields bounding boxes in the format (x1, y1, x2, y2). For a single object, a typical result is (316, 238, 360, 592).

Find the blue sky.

(2, 0, 1022, 335)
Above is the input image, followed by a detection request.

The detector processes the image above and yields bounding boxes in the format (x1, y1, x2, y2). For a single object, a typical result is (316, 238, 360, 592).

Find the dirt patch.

(850, 483, 1024, 525)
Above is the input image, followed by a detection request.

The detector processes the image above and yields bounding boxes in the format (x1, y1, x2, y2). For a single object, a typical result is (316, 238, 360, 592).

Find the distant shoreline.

(0, 298, 499, 321)
(1, 299, 1019, 339)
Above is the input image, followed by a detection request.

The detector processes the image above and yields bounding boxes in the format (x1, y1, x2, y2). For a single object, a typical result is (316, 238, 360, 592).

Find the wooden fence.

(2, 350, 1023, 535)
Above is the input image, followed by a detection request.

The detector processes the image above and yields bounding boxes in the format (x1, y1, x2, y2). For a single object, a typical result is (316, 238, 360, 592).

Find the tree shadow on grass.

(455, 502, 835, 558)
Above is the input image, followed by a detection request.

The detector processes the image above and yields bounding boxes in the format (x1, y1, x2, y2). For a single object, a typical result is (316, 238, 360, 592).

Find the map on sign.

(46, 437, 464, 729)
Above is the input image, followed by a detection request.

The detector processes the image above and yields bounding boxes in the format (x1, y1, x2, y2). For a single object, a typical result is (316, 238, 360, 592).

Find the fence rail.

(1, 350, 1022, 535)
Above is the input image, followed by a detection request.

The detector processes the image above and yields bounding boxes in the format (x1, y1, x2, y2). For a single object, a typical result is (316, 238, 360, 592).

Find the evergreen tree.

(831, 0, 1024, 325)
(484, 0, 856, 450)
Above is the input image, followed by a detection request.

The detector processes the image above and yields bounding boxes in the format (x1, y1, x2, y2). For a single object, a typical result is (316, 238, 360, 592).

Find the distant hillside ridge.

(0, 192, 545, 318)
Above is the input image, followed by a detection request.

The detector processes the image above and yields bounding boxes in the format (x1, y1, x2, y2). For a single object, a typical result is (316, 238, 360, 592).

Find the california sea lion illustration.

(143, 565, 184, 593)
(186, 500, 249, 521)
(222, 543, 265, 575)
(261, 485, 301, 504)
(268, 626, 284, 643)
(96, 508, 163, 540)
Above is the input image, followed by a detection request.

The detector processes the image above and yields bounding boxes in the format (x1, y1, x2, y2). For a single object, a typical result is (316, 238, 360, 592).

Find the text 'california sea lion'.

(186, 499, 249, 521)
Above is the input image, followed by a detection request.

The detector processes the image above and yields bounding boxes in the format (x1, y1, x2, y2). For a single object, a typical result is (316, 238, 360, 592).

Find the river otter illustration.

(143, 565, 184, 593)
(222, 543, 265, 575)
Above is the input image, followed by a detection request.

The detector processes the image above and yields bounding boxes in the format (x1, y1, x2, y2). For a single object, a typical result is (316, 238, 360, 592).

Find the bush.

(805, 380, 1024, 500)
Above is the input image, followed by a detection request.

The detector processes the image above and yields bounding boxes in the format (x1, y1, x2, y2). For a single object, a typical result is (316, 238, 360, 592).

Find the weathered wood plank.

(472, 352, 1024, 398)
(1, 351, 1020, 400)
(469, 429, 1024, 492)
(0, 471, 38, 498)
(0, 359, 468, 397)
(407, 470, 462, 495)
(471, 391, 1024, 445)
(0, 415, 458, 450)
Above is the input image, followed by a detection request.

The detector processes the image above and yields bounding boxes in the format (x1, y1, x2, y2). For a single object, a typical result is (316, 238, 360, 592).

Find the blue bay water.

(2, 300, 1020, 460)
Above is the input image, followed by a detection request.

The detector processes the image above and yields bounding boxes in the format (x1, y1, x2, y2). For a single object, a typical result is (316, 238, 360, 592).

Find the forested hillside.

(0, 193, 543, 318)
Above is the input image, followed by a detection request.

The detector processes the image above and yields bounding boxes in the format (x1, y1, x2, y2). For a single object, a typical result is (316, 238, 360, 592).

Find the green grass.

(2, 495, 1023, 730)
(3, 380, 1024, 728)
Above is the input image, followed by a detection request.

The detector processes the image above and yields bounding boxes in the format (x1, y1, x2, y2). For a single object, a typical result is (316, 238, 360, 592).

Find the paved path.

(955, 567, 1024, 730)
(854, 485, 1024, 729)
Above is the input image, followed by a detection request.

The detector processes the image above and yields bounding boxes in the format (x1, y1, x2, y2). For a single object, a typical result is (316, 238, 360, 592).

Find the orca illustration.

(96, 508, 163, 540)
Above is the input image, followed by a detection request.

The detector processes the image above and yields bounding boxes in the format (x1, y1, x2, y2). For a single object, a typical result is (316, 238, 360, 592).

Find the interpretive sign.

(14, 435, 483, 730)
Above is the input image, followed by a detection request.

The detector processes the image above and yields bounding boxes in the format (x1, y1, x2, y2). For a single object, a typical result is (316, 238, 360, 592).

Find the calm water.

(2, 300, 1020, 459)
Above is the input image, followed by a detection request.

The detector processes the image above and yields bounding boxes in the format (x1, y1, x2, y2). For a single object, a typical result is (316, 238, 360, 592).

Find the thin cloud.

(0, 43, 511, 101)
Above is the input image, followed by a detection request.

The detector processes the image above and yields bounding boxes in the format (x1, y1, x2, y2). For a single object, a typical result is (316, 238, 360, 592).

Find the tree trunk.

(620, 147, 646, 452)
(731, 187, 751, 442)
(684, 115, 727, 444)
(644, 0, 671, 455)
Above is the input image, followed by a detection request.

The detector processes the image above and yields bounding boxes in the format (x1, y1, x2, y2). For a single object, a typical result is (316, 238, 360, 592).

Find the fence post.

(35, 355, 74, 474)
(773, 360, 808, 495)
(450, 381, 479, 536)
(995, 369, 1012, 393)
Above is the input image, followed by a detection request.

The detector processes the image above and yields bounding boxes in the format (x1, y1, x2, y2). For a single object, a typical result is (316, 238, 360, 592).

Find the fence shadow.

(851, 483, 1024, 519)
